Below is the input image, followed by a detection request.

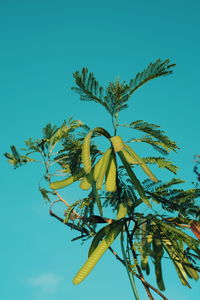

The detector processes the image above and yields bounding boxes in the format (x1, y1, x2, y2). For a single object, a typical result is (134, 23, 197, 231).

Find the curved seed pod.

(183, 263, 199, 280)
(96, 148, 112, 190)
(73, 221, 123, 285)
(162, 238, 190, 287)
(121, 148, 139, 165)
(118, 150, 151, 207)
(80, 155, 104, 190)
(79, 175, 92, 190)
(116, 202, 127, 220)
(82, 130, 93, 174)
(124, 144, 158, 183)
(141, 223, 150, 275)
(110, 136, 124, 152)
(152, 237, 165, 291)
(82, 127, 111, 174)
(105, 152, 117, 192)
(146, 234, 153, 244)
(88, 222, 118, 257)
(93, 156, 104, 181)
(49, 169, 85, 190)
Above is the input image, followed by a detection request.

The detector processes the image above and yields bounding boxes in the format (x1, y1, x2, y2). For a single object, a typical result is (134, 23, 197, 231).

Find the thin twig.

(51, 211, 168, 300)
(53, 190, 82, 219)
(108, 245, 168, 300)
(49, 210, 88, 233)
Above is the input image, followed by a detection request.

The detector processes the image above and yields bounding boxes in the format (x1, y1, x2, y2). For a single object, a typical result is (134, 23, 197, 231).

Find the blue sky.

(1, 0, 200, 299)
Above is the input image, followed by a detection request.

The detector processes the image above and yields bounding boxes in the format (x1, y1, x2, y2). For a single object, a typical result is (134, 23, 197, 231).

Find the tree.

(5, 59, 200, 300)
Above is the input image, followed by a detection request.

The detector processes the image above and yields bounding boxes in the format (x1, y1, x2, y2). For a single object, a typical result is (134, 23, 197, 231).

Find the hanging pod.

(82, 127, 111, 174)
(73, 221, 123, 284)
(141, 223, 151, 275)
(79, 155, 105, 190)
(96, 148, 112, 190)
(110, 135, 153, 207)
(105, 151, 117, 192)
(88, 222, 119, 257)
(118, 149, 151, 207)
(162, 237, 190, 287)
(116, 202, 128, 220)
(124, 143, 158, 183)
(152, 237, 165, 291)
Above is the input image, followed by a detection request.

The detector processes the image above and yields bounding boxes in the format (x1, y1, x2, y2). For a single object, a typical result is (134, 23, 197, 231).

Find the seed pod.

(79, 175, 92, 190)
(121, 148, 139, 165)
(183, 262, 199, 280)
(88, 222, 117, 257)
(49, 169, 85, 190)
(96, 148, 112, 190)
(116, 202, 127, 220)
(82, 130, 93, 174)
(118, 150, 151, 207)
(105, 152, 117, 192)
(110, 136, 124, 152)
(82, 127, 111, 174)
(73, 221, 123, 285)
(124, 143, 158, 183)
(152, 238, 165, 291)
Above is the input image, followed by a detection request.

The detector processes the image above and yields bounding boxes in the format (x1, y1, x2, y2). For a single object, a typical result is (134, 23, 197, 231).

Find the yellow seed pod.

(146, 234, 153, 244)
(82, 127, 112, 174)
(82, 130, 93, 174)
(110, 136, 124, 152)
(49, 170, 85, 190)
(105, 152, 117, 192)
(96, 148, 112, 190)
(121, 148, 139, 165)
(116, 202, 127, 220)
(124, 143, 158, 183)
(93, 156, 103, 181)
(73, 222, 123, 285)
(79, 175, 92, 190)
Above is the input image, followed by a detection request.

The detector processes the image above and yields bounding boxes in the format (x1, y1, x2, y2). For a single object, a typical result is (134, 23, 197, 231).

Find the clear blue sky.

(1, 1, 200, 299)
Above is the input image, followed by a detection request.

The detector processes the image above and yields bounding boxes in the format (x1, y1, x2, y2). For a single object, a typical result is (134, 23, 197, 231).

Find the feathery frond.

(129, 120, 179, 153)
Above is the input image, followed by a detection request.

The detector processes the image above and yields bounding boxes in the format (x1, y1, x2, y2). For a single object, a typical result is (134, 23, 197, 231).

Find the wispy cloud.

(28, 272, 62, 295)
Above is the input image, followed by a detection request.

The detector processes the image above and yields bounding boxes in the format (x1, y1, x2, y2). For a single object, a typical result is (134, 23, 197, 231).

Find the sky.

(1, 0, 200, 299)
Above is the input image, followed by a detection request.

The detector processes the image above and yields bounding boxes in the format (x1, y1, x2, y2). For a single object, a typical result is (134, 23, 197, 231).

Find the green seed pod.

(73, 221, 123, 285)
(124, 143, 158, 183)
(116, 202, 127, 220)
(82, 127, 111, 174)
(110, 136, 124, 152)
(105, 152, 117, 192)
(96, 148, 112, 190)
(49, 169, 85, 190)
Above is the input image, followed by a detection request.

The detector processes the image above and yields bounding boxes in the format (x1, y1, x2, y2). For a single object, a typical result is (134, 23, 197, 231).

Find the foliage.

(5, 59, 200, 300)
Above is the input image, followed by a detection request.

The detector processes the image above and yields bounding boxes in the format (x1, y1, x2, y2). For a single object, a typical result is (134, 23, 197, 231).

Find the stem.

(49, 210, 88, 233)
(120, 231, 140, 300)
(51, 212, 168, 300)
(125, 223, 154, 300)
(109, 243, 168, 300)
(112, 113, 118, 135)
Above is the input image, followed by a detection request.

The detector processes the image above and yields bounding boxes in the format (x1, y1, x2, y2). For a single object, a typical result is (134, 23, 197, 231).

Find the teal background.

(1, 1, 200, 299)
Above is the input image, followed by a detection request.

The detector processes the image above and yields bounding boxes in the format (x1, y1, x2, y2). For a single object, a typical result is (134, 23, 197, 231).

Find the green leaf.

(88, 222, 119, 257)
(129, 120, 179, 152)
(143, 157, 178, 174)
(128, 59, 176, 96)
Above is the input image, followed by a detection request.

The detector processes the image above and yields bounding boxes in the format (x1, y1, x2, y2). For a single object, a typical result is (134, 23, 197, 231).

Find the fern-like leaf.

(129, 120, 179, 152)
(128, 59, 176, 96)
(143, 157, 178, 174)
